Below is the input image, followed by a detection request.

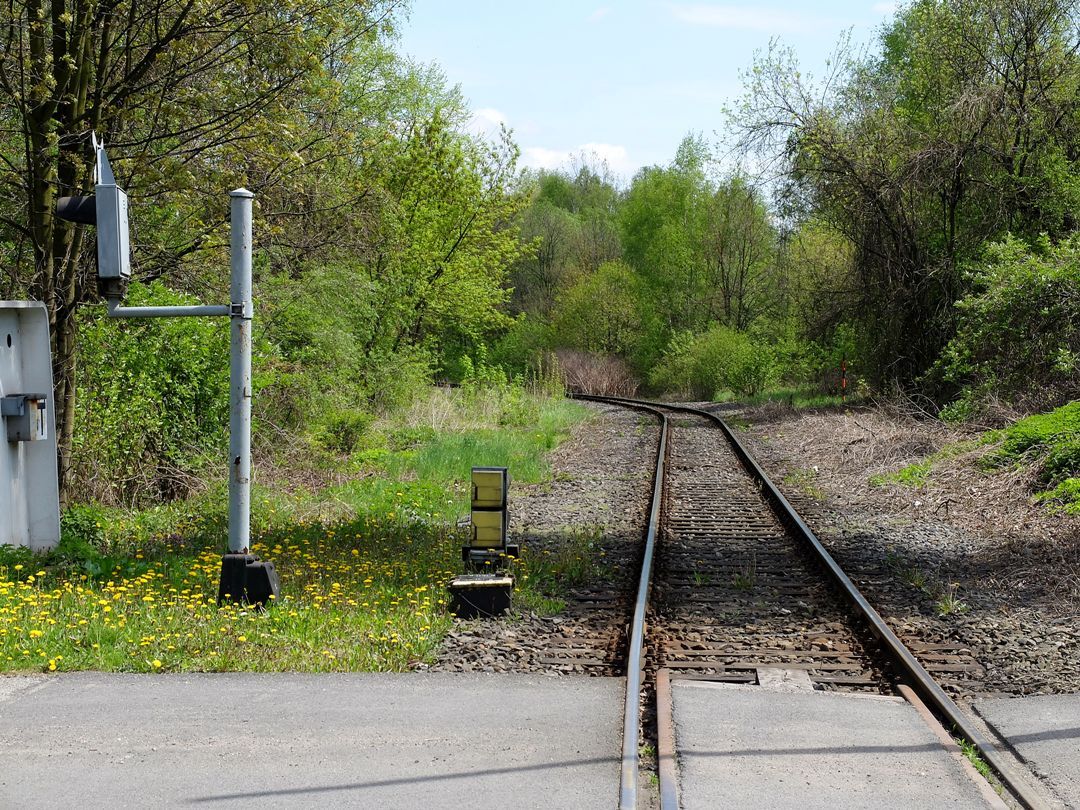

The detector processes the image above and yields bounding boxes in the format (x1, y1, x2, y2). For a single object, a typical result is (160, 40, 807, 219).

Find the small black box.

(245, 560, 280, 607)
(217, 554, 280, 607)
(448, 574, 513, 619)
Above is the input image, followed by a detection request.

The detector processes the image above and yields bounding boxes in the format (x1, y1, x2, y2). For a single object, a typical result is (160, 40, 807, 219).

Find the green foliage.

(733, 0, 1080, 388)
(490, 314, 550, 375)
(936, 234, 1080, 411)
(989, 402, 1080, 512)
(317, 410, 377, 454)
(650, 325, 778, 398)
(73, 282, 231, 505)
(549, 261, 647, 358)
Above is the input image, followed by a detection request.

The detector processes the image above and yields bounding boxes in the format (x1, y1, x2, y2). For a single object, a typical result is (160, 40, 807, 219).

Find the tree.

(702, 176, 776, 331)
(549, 261, 645, 357)
(732, 0, 1080, 389)
(0, 0, 403, 498)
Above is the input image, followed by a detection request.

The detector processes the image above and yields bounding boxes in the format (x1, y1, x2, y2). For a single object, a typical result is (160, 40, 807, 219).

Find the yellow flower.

(237, 635, 247, 642)
(151, 659, 162, 669)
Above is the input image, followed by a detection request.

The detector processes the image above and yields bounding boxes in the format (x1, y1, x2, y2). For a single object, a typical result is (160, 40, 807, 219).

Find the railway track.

(570, 395, 1045, 810)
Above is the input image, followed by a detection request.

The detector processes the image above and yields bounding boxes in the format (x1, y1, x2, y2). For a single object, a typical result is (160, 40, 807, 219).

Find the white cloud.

(670, 3, 816, 33)
(465, 107, 508, 140)
(587, 7, 612, 22)
(521, 143, 635, 177)
(521, 147, 569, 171)
(580, 143, 634, 174)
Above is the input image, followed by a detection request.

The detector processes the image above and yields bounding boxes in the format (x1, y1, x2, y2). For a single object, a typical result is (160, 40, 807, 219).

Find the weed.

(901, 567, 929, 591)
(732, 552, 757, 590)
(783, 467, 825, 499)
(869, 439, 984, 489)
(959, 739, 993, 781)
(936, 583, 969, 616)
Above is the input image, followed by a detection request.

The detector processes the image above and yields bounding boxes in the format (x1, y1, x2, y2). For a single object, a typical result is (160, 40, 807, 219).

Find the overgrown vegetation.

(0, 386, 591, 672)
(990, 402, 1080, 513)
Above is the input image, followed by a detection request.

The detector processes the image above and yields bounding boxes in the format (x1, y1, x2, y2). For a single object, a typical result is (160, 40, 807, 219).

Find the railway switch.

(449, 466, 516, 618)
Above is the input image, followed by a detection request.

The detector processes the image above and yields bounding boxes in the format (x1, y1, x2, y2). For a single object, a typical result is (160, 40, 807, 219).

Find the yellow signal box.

(450, 466, 516, 618)
(471, 467, 508, 510)
(464, 466, 518, 565)
(471, 508, 505, 548)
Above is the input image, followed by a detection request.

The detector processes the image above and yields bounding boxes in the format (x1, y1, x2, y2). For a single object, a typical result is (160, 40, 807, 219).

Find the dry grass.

(741, 403, 1080, 611)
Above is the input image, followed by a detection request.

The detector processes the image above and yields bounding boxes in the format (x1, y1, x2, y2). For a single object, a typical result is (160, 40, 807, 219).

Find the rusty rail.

(575, 393, 1047, 810)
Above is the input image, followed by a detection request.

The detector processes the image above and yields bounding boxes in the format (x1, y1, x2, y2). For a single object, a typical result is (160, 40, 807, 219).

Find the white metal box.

(0, 302, 60, 550)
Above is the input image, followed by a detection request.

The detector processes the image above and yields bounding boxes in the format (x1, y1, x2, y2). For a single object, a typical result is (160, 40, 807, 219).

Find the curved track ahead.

(575, 395, 1045, 810)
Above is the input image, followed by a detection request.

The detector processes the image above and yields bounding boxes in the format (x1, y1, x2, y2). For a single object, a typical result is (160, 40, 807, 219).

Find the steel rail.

(573, 394, 668, 810)
(577, 393, 1047, 810)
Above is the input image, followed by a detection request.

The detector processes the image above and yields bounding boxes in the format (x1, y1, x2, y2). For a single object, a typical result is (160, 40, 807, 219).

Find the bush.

(650, 325, 777, 399)
(989, 401, 1080, 513)
(549, 261, 645, 357)
(489, 314, 550, 375)
(555, 349, 639, 396)
(936, 234, 1080, 413)
(73, 282, 231, 505)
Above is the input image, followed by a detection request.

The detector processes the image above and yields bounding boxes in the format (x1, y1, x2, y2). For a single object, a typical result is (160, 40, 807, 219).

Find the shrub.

(989, 401, 1080, 512)
(73, 282, 231, 505)
(554, 350, 639, 396)
(936, 234, 1080, 413)
(650, 325, 777, 399)
(549, 261, 645, 358)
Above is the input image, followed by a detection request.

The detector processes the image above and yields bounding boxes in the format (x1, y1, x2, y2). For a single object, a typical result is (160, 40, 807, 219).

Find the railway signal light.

(448, 466, 516, 618)
(54, 133, 276, 609)
(54, 133, 131, 299)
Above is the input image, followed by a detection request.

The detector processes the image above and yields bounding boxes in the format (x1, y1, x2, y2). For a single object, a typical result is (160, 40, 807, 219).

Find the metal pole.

(228, 188, 254, 554)
(105, 299, 230, 318)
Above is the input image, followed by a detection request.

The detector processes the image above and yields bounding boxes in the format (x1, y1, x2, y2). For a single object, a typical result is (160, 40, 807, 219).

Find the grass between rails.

(0, 386, 591, 674)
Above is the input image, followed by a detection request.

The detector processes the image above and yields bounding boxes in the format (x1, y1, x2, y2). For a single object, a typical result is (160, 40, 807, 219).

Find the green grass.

(0, 386, 593, 674)
(867, 402, 1079, 513)
(869, 439, 985, 489)
(987, 401, 1080, 514)
(735, 387, 850, 409)
(783, 467, 826, 498)
(959, 739, 994, 781)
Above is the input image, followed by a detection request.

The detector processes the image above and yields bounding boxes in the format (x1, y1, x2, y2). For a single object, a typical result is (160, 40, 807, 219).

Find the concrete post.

(228, 189, 254, 553)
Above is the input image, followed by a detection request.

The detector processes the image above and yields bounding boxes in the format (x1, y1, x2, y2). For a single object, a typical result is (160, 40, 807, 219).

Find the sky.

(400, 1, 900, 183)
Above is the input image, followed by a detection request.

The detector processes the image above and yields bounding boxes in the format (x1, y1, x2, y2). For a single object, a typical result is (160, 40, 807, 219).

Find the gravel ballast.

(427, 402, 658, 674)
(726, 403, 1080, 698)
